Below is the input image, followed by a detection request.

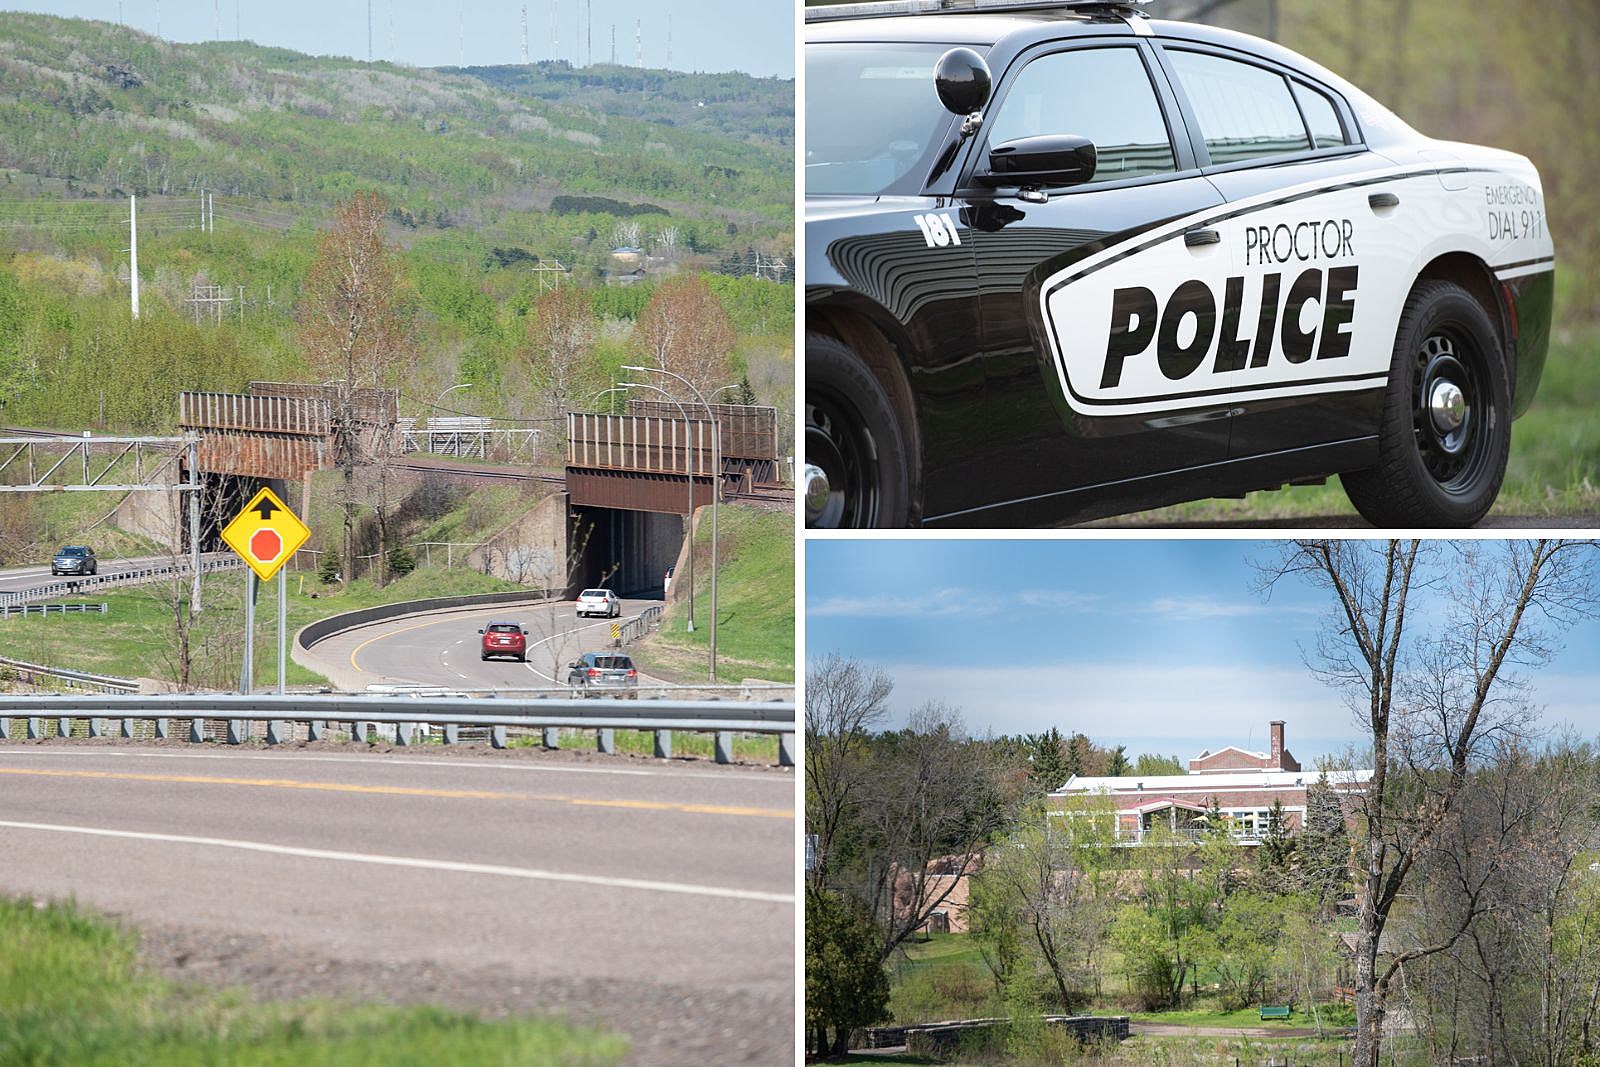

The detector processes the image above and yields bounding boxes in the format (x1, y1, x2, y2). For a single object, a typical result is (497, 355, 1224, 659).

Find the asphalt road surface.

(0, 552, 234, 595)
(298, 596, 667, 691)
(0, 744, 795, 1065)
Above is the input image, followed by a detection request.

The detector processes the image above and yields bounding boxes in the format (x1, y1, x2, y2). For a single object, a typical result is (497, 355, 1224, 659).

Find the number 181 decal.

(913, 212, 962, 248)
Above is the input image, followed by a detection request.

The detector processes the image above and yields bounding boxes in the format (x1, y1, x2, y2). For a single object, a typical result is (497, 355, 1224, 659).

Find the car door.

(954, 38, 1232, 525)
(1151, 42, 1415, 464)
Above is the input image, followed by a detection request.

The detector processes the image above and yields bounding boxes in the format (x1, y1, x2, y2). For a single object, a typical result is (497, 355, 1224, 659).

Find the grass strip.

(0, 896, 626, 1067)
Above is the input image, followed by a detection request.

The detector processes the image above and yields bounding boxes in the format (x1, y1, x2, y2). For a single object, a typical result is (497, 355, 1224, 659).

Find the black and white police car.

(804, 0, 1554, 528)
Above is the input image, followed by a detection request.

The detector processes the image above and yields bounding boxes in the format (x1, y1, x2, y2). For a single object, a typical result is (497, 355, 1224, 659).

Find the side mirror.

(568, 661, 581, 669)
(978, 134, 1097, 190)
(520, 628, 528, 635)
(934, 47, 991, 116)
(476, 628, 484, 634)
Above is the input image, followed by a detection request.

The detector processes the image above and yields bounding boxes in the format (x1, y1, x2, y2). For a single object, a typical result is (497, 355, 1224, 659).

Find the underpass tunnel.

(568, 504, 684, 599)
(181, 470, 257, 553)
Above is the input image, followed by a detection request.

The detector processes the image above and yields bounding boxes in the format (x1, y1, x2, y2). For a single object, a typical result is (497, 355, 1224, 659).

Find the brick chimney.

(1270, 720, 1285, 769)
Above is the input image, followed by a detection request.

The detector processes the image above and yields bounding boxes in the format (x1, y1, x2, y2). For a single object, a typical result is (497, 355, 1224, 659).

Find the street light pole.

(605, 383, 695, 631)
(622, 365, 718, 681)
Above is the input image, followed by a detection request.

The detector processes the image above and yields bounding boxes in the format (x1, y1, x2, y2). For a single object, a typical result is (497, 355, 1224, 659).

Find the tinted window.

(986, 47, 1176, 184)
(595, 656, 634, 669)
(806, 42, 964, 196)
(581, 589, 609, 597)
(1293, 81, 1347, 148)
(1167, 50, 1310, 165)
(488, 624, 519, 633)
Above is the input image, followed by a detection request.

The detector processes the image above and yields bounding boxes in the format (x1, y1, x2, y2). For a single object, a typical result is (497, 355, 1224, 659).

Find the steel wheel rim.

(1410, 330, 1491, 493)
(805, 391, 880, 529)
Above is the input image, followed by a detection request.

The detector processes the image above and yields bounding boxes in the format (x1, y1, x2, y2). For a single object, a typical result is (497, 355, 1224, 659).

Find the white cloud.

(808, 586, 1100, 619)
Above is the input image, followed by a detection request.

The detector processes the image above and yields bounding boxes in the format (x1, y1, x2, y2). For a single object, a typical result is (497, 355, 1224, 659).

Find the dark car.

(51, 545, 97, 576)
(566, 652, 639, 697)
(478, 620, 527, 662)
(804, 0, 1552, 528)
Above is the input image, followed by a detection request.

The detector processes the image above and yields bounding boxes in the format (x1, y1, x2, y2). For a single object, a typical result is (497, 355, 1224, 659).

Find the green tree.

(1133, 752, 1185, 776)
(1024, 727, 1071, 794)
(1296, 772, 1352, 913)
(805, 889, 890, 1058)
(1105, 745, 1131, 777)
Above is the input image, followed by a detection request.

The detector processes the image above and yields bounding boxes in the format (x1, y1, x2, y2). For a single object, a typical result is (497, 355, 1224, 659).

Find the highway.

(0, 552, 234, 596)
(296, 595, 668, 691)
(0, 744, 795, 1065)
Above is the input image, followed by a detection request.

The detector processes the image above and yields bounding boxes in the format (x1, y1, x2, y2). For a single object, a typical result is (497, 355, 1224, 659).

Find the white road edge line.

(0, 748, 789, 783)
(0, 819, 795, 905)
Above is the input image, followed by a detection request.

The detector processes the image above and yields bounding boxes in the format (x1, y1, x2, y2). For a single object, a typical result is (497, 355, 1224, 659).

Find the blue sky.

(0, 1, 794, 78)
(806, 539, 1600, 766)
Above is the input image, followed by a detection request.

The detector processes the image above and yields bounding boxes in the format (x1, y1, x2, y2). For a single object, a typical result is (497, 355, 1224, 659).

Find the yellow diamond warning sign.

(221, 487, 310, 582)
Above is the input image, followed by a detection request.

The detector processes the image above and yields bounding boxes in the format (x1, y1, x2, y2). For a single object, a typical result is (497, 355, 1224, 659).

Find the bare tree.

(297, 190, 411, 582)
(1258, 539, 1598, 1067)
(525, 284, 596, 459)
(632, 274, 736, 401)
(805, 653, 892, 891)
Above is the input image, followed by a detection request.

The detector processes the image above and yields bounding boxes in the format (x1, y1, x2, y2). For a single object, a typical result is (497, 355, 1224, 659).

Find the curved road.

(298, 596, 666, 692)
(0, 744, 795, 1065)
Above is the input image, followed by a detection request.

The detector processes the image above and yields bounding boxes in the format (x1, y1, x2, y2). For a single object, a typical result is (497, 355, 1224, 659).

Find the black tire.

(805, 332, 910, 528)
(1341, 281, 1510, 527)
(517, 653, 526, 663)
(480, 653, 489, 661)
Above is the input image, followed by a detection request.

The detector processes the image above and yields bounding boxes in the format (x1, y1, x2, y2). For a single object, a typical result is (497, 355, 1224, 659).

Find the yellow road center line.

(0, 767, 793, 820)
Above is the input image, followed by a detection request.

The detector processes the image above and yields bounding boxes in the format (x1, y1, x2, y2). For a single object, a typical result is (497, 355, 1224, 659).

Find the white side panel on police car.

(1038, 162, 1549, 418)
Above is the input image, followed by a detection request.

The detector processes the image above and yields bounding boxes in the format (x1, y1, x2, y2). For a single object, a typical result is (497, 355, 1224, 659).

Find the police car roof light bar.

(805, 0, 1153, 24)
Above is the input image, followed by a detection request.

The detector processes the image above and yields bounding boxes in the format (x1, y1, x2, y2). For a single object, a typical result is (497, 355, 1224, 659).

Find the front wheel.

(805, 332, 910, 528)
(1341, 281, 1510, 527)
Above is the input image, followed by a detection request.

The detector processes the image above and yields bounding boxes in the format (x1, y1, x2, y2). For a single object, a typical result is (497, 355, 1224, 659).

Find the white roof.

(1053, 768, 1373, 795)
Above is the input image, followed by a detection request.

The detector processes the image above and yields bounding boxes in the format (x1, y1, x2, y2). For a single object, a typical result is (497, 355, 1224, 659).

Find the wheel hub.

(804, 464, 832, 524)
(1428, 380, 1467, 434)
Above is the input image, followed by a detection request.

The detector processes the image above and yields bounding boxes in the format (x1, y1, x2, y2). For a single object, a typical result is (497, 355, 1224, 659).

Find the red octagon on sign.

(250, 528, 283, 563)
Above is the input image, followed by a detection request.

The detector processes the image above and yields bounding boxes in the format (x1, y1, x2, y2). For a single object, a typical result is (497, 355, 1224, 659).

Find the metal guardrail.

(0, 693, 797, 765)
(0, 655, 139, 694)
(0, 556, 244, 609)
(0, 602, 109, 618)
(618, 604, 663, 645)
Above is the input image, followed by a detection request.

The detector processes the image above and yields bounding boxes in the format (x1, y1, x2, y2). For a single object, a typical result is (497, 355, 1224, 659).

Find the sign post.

(219, 486, 311, 702)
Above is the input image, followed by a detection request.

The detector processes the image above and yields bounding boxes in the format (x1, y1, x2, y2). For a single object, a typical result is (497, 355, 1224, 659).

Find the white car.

(575, 588, 621, 618)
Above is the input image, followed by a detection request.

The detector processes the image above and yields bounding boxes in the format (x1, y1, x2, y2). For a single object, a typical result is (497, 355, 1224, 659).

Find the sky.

(0, 1, 795, 78)
(806, 539, 1600, 767)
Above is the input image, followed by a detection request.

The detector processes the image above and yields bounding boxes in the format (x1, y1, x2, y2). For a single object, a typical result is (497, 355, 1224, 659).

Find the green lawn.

(0, 565, 526, 688)
(638, 504, 794, 684)
(0, 896, 625, 1067)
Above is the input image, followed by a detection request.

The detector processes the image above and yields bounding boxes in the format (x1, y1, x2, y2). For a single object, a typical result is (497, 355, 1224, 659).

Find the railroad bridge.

(173, 383, 787, 595)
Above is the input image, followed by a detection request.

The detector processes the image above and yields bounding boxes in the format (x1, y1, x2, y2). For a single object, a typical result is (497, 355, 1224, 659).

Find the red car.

(478, 620, 527, 662)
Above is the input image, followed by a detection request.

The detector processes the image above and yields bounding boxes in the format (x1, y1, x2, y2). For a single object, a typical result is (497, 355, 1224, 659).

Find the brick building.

(1050, 720, 1370, 845)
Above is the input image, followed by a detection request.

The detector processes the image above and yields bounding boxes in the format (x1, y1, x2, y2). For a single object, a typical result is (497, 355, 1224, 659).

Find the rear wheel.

(806, 332, 909, 528)
(1341, 281, 1510, 527)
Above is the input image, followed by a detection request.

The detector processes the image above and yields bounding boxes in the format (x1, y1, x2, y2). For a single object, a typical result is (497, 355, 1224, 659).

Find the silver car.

(51, 545, 97, 576)
(566, 652, 639, 698)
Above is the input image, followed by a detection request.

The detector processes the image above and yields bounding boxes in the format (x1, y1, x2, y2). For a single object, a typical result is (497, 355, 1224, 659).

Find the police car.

(804, 0, 1554, 528)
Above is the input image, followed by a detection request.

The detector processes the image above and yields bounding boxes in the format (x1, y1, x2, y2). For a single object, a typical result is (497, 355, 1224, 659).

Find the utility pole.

(128, 195, 139, 320)
(188, 435, 202, 614)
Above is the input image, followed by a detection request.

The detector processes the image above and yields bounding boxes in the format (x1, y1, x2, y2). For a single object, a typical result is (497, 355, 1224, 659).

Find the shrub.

(317, 550, 341, 585)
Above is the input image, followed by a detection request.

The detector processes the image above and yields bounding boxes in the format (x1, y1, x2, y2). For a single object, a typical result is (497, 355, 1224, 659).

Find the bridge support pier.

(266, 719, 287, 745)
(307, 719, 324, 742)
(189, 717, 205, 743)
(156, 718, 169, 740)
(88, 717, 106, 738)
(121, 718, 135, 739)
(27, 717, 41, 739)
(56, 716, 71, 739)
(227, 719, 249, 744)
(596, 727, 614, 755)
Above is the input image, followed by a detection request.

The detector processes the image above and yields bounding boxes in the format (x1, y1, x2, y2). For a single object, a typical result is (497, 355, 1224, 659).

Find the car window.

(985, 47, 1176, 185)
(1166, 50, 1310, 165)
(487, 624, 519, 633)
(595, 656, 634, 669)
(806, 42, 965, 196)
(1292, 80, 1347, 149)
(581, 589, 606, 597)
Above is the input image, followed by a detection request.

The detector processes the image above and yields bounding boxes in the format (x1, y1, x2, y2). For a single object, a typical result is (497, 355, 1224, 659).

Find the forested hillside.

(0, 13, 794, 441)
(0, 13, 792, 253)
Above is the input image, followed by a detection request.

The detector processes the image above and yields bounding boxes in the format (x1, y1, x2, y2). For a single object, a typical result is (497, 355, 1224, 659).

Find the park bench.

(1259, 1004, 1292, 1021)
